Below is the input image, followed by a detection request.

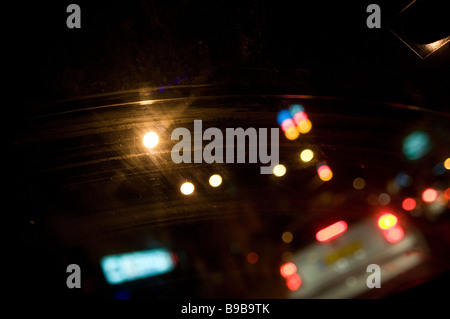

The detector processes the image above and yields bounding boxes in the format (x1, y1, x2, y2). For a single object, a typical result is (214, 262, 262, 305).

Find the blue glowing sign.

(402, 131, 431, 160)
(100, 248, 176, 285)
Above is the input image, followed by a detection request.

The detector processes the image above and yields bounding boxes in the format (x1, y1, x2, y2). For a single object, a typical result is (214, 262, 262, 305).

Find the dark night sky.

(9, 0, 450, 113)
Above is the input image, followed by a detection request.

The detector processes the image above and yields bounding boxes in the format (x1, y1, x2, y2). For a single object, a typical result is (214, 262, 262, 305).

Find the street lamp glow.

(143, 132, 159, 149)
(273, 164, 287, 177)
(444, 158, 450, 170)
(180, 182, 195, 195)
(300, 149, 314, 162)
(209, 174, 222, 187)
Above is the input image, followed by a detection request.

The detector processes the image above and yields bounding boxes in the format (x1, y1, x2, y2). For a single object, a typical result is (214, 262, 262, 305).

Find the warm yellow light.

(353, 177, 366, 190)
(300, 149, 314, 162)
(444, 158, 450, 170)
(143, 131, 159, 149)
(378, 213, 398, 230)
(209, 174, 222, 187)
(139, 100, 154, 105)
(180, 182, 195, 195)
(284, 126, 300, 140)
(282, 231, 293, 243)
(297, 119, 312, 134)
(273, 164, 287, 177)
(319, 171, 333, 181)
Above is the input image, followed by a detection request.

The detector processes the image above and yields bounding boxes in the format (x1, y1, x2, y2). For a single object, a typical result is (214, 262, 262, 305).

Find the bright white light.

(273, 164, 287, 177)
(180, 182, 195, 195)
(300, 149, 314, 162)
(143, 131, 159, 149)
(209, 174, 222, 187)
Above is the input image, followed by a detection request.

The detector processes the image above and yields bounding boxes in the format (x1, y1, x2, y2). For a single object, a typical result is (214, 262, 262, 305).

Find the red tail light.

(384, 225, 405, 243)
(422, 188, 438, 203)
(280, 262, 297, 278)
(286, 273, 302, 291)
(281, 262, 302, 291)
(315, 221, 348, 242)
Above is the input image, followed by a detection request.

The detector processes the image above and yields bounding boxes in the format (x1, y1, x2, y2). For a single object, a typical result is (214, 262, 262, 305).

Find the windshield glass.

(11, 0, 450, 301)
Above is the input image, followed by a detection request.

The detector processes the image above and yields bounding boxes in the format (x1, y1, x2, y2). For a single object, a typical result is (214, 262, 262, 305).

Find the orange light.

(297, 119, 312, 134)
(422, 188, 438, 203)
(247, 252, 259, 264)
(317, 164, 333, 182)
(444, 158, 450, 170)
(315, 221, 348, 242)
(384, 225, 405, 243)
(280, 118, 296, 133)
(402, 198, 416, 211)
(378, 213, 398, 230)
(280, 262, 297, 278)
(284, 126, 300, 140)
(444, 188, 450, 200)
(286, 273, 302, 291)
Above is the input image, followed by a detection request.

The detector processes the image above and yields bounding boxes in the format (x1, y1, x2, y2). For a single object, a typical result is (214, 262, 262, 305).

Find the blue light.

(395, 172, 412, 187)
(433, 162, 445, 176)
(289, 104, 305, 117)
(402, 131, 431, 161)
(277, 110, 292, 126)
(114, 289, 131, 299)
(100, 248, 175, 285)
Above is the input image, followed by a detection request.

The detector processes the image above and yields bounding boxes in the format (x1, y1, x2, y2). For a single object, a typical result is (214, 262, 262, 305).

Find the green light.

(402, 131, 431, 160)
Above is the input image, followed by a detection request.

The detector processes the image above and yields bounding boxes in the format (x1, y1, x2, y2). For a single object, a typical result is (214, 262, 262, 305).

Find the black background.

(9, 0, 450, 111)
